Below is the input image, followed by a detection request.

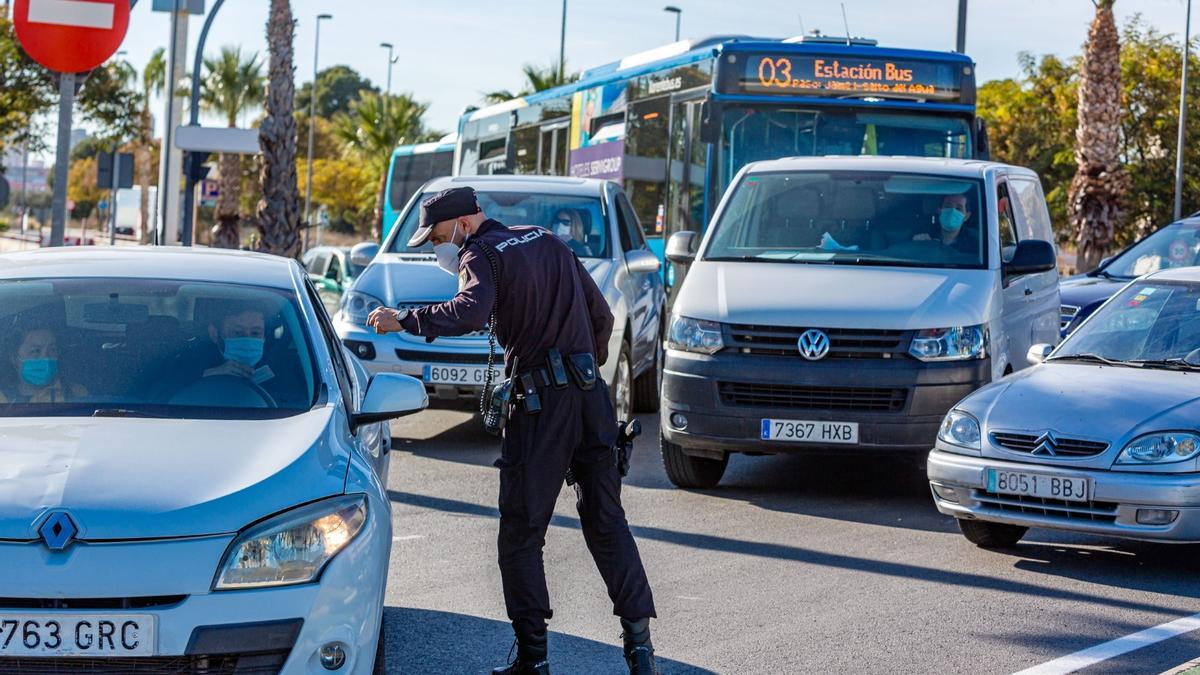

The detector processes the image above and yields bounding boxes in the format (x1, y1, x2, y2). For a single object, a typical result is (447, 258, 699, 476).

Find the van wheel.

(957, 519, 1027, 548)
(633, 339, 662, 413)
(661, 435, 727, 488)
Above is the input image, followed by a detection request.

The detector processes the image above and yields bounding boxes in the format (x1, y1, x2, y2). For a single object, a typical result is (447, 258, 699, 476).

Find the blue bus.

(453, 35, 986, 259)
(380, 134, 456, 240)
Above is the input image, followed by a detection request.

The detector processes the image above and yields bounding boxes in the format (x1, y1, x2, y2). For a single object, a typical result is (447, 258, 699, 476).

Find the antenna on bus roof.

(840, 3, 852, 46)
(797, 14, 806, 37)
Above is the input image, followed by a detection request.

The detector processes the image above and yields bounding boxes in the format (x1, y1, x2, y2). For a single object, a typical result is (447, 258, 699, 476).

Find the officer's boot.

(492, 629, 550, 675)
(620, 618, 658, 675)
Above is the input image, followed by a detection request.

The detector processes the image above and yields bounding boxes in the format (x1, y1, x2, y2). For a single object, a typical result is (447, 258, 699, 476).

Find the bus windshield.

(720, 107, 972, 189)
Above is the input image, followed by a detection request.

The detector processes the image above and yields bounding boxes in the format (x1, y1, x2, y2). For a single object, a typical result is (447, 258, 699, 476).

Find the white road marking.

(27, 0, 114, 30)
(1014, 612, 1200, 675)
(392, 535, 424, 542)
(675, 596, 702, 601)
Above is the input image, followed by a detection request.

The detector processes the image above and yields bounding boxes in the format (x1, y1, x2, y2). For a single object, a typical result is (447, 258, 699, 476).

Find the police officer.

(367, 187, 657, 674)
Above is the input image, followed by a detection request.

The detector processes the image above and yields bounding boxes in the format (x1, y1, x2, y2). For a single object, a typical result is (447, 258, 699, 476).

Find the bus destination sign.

(734, 54, 964, 102)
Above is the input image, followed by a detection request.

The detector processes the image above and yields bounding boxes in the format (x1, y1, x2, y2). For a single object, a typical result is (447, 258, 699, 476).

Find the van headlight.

(910, 325, 987, 361)
(1115, 432, 1200, 465)
(938, 410, 981, 450)
(213, 495, 367, 590)
(667, 315, 725, 355)
(339, 290, 385, 324)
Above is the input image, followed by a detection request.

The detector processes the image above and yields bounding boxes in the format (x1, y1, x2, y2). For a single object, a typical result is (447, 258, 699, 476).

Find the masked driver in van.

(914, 194, 977, 256)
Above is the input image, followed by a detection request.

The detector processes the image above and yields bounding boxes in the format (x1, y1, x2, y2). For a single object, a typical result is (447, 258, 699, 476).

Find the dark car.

(1060, 217, 1200, 336)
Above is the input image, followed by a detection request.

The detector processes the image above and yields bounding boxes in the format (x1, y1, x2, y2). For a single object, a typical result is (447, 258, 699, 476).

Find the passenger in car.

(0, 318, 87, 404)
(552, 209, 593, 257)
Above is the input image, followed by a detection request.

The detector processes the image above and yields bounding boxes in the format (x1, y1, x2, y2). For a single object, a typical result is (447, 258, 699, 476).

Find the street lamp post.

(380, 42, 398, 123)
(1176, 0, 1193, 221)
(663, 5, 681, 42)
(303, 13, 333, 253)
(558, 0, 567, 82)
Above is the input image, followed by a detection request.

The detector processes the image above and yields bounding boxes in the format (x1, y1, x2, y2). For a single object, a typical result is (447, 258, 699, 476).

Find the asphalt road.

(380, 407, 1200, 674)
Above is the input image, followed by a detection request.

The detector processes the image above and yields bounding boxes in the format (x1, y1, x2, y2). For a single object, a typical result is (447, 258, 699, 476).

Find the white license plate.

(423, 364, 502, 386)
(986, 468, 1091, 503)
(760, 419, 859, 444)
(0, 614, 155, 657)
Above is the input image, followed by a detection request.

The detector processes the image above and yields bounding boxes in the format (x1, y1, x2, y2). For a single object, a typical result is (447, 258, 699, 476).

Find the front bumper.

(0, 493, 391, 674)
(661, 350, 989, 455)
(928, 448, 1200, 542)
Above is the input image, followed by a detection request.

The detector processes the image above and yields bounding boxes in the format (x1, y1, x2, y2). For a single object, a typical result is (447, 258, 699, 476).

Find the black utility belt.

(513, 351, 598, 414)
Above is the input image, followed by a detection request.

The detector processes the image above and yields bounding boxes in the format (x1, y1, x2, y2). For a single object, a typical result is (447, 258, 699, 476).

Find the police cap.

(408, 186, 481, 247)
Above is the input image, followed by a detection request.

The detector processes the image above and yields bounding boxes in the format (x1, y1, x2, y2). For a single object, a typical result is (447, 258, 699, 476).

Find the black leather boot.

(492, 630, 550, 675)
(621, 618, 658, 675)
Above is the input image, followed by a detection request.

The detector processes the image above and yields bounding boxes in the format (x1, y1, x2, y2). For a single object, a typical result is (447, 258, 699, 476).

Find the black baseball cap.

(408, 186, 481, 247)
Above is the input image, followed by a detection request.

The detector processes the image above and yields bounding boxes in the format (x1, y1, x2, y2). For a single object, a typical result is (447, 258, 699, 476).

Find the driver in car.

(914, 194, 978, 256)
(201, 303, 270, 381)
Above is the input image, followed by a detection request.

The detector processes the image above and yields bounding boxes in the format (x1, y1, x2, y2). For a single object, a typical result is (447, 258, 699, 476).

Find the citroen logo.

(797, 329, 831, 361)
(1032, 433, 1059, 457)
(37, 511, 78, 551)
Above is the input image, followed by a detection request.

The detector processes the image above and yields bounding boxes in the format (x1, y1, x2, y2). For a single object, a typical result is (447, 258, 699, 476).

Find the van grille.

(974, 490, 1119, 524)
(725, 324, 909, 359)
(991, 431, 1110, 457)
(718, 382, 907, 411)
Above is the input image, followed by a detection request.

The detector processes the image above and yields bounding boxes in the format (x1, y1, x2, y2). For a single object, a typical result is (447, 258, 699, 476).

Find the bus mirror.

(975, 117, 991, 161)
(699, 100, 718, 144)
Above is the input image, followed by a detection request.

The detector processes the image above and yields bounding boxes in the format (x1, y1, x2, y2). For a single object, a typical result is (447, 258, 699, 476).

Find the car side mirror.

(350, 242, 380, 268)
(1004, 240, 1057, 277)
(1027, 343, 1054, 366)
(625, 249, 661, 275)
(665, 231, 698, 264)
(353, 373, 428, 430)
(1097, 255, 1114, 270)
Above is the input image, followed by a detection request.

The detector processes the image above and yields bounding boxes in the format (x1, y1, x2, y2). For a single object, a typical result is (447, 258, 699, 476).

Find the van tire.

(633, 339, 662, 413)
(957, 519, 1027, 548)
(661, 435, 727, 488)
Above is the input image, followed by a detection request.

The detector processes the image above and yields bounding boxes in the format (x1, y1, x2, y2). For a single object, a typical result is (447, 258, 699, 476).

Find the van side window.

(1009, 178, 1055, 243)
(996, 182, 1019, 263)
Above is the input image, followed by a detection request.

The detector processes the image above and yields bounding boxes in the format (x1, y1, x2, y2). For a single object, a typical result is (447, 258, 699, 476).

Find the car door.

(995, 175, 1034, 374)
(613, 187, 663, 375)
(1008, 175, 1062, 349)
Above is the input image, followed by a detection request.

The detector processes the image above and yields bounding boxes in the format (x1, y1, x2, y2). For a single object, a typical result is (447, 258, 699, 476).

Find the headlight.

(213, 494, 367, 591)
(339, 290, 385, 324)
(1116, 432, 1200, 465)
(910, 325, 987, 361)
(938, 410, 981, 449)
(666, 315, 724, 355)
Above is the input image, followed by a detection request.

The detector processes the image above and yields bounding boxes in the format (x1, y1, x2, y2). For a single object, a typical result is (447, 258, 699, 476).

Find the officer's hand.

(367, 307, 405, 334)
(204, 360, 254, 379)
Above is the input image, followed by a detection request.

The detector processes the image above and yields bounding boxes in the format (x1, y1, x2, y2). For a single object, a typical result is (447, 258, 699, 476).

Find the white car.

(0, 248, 426, 673)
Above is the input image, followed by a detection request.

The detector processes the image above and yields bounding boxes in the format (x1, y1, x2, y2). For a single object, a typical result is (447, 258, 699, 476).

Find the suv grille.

(0, 652, 289, 675)
(991, 432, 1109, 457)
(725, 324, 909, 359)
(395, 349, 491, 365)
(974, 490, 1119, 524)
(718, 382, 907, 411)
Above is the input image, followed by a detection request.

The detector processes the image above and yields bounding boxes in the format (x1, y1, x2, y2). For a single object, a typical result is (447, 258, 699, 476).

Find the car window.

(327, 255, 342, 281)
(1106, 222, 1200, 279)
(617, 193, 648, 251)
(306, 251, 331, 276)
(1009, 178, 1054, 243)
(996, 182, 1018, 263)
(303, 278, 356, 420)
(1059, 281, 1200, 362)
(0, 278, 319, 419)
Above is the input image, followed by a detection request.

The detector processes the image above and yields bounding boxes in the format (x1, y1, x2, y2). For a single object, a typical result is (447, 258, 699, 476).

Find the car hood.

(967, 363, 1200, 443)
(356, 253, 611, 305)
(675, 261, 995, 329)
(0, 408, 348, 541)
(1060, 274, 1128, 309)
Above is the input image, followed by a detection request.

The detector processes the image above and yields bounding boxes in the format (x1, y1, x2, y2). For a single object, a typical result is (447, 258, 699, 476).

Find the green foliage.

(0, 16, 55, 152)
(483, 60, 580, 104)
(199, 46, 266, 127)
(296, 65, 377, 119)
(77, 59, 143, 148)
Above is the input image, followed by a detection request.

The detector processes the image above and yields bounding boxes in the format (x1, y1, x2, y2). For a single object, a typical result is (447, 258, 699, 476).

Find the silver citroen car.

(928, 267, 1200, 546)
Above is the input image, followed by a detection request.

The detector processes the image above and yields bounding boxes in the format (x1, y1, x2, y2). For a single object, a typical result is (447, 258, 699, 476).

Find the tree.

(483, 60, 579, 104)
(299, 157, 375, 233)
(138, 48, 166, 244)
(77, 58, 142, 149)
(295, 64, 377, 119)
(200, 45, 265, 249)
(0, 15, 55, 154)
(333, 91, 439, 236)
(1069, 0, 1128, 271)
(256, 0, 303, 257)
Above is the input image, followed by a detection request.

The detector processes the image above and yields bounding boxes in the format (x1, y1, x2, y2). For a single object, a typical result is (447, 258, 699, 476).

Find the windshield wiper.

(1128, 358, 1200, 371)
(1045, 352, 1131, 367)
(92, 408, 168, 419)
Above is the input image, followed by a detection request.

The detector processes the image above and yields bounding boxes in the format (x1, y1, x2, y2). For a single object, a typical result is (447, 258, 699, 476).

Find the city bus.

(380, 134, 456, 240)
(453, 35, 986, 260)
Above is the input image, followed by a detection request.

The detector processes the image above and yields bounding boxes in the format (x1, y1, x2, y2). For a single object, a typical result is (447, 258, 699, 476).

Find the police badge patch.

(459, 269, 469, 291)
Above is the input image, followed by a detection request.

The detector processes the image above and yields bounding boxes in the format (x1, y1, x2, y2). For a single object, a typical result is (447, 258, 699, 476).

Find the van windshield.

(705, 171, 987, 269)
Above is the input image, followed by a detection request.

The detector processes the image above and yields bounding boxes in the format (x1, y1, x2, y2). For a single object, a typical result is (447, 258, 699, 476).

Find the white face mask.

(433, 222, 461, 275)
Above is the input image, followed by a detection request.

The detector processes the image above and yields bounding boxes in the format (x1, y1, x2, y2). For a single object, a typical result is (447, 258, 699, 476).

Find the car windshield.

(1054, 280, 1200, 366)
(0, 278, 320, 419)
(1103, 221, 1200, 279)
(705, 170, 986, 269)
(387, 190, 609, 258)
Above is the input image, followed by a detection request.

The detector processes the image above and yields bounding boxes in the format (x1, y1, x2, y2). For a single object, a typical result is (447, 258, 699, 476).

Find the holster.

(566, 353, 597, 391)
(482, 378, 513, 437)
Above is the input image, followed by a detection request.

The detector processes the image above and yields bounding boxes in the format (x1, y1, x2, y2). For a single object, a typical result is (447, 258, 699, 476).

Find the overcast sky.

(35, 0, 1200, 146)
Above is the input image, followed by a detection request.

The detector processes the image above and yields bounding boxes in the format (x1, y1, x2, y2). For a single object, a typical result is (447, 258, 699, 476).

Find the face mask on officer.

(433, 219, 465, 276)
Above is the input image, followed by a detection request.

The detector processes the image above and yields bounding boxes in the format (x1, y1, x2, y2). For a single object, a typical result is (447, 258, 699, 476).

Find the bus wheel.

(661, 435, 727, 489)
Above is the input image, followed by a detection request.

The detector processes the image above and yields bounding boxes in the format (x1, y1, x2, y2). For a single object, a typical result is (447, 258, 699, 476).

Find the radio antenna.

(840, 3, 852, 45)
(798, 14, 807, 37)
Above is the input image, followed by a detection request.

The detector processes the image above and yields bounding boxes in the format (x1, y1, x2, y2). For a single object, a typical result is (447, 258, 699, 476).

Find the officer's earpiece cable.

(470, 240, 503, 417)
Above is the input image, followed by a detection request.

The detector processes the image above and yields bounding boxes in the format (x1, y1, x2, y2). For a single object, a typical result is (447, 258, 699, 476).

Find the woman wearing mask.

(552, 209, 593, 258)
(0, 321, 86, 404)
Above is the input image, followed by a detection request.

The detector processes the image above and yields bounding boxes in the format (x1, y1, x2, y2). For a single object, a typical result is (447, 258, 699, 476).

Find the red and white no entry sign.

(13, 0, 131, 73)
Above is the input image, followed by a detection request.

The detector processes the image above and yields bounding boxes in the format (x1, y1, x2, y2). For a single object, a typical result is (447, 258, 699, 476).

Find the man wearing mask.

(199, 303, 269, 380)
(366, 187, 657, 675)
(914, 193, 976, 255)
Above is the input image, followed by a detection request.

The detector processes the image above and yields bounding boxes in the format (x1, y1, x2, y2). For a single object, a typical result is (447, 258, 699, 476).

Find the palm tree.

(483, 60, 578, 104)
(333, 91, 436, 237)
(256, 0, 302, 257)
(138, 48, 165, 244)
(1069, 0, 1128, 271)
(199, 45, 265, 249)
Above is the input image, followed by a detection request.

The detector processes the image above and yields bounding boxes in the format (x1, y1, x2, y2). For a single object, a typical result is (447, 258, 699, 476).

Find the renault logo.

(37, 511, 79, 551)
(797, 329, 831, 361)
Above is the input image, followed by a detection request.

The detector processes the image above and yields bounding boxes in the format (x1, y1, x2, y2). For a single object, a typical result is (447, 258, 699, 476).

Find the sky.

(23, 0, 1200, 152)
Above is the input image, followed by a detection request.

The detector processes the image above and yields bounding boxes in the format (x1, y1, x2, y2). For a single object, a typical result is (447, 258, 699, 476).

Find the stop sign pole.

(13, 0, 133, 247)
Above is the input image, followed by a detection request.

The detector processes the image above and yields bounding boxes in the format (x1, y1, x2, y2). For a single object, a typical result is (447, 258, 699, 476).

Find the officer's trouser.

(496, 379, 656, 638)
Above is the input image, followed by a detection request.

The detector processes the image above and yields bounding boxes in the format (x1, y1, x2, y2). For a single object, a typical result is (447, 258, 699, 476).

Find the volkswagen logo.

(797, 329, 831, 361)
(37, 511, 79, 551)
